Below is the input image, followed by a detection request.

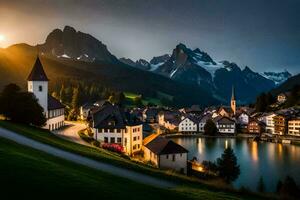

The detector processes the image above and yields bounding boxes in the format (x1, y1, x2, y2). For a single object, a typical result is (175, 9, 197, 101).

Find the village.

(20, 56, 300, 175)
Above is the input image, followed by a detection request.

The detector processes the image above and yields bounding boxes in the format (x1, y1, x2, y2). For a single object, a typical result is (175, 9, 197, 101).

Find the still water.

(172, 137, 300, 192)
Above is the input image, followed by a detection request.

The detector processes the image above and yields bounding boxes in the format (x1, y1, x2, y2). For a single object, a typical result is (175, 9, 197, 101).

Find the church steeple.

(231, 85, 235, 101)
(231, 85, 236, 115)
(27, 56, 49, 81)
(27, 56, 49, 114)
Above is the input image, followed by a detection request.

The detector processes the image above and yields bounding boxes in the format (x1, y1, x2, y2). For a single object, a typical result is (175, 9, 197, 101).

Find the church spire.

(231, 85, 235, 100)
(27, 56, 49, 81)
(231, 85, 236, 115)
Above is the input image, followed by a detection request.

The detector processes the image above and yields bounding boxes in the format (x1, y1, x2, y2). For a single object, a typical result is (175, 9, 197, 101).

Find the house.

(79, 103, 95, 120)
(198, 114, 212, 132)
(288, 118, 300, 137)
(265, 113, 276, 134)
(90, 102, 143, 155)
(236, 112, 250, 129)
(277, 92, 291, 104)
(142, 107, 159, 123)
(27, 56, 65, 131)
(144, 137, 188, 174)
(214, 116, 236, 134)
(178, 116, 199, 133)
(273, 114, 289, 135)
(158, 111, 181, 131)
(217, 106, 233, 118)
(248, 119, 265, 134)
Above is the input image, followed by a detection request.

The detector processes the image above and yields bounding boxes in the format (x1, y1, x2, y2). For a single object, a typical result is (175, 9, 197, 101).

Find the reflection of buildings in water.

(225, 139, 228, 149)
(198, 138, 203, 154)
(251, 141, 258, 162)
(267, 143, 275, 162)
(277, 144, 283, 160)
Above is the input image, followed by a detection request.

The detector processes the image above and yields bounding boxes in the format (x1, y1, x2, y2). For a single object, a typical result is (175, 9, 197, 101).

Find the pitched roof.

(27, 57, 49, 81)
(215, 116, 235, 124)
(145, 137, 188, 155)
(92, 102, 142, 129)
(48, 95, 65, 110)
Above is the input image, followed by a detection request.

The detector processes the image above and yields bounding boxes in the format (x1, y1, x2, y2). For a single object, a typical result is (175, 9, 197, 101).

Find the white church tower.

(27, 56, 49, 115)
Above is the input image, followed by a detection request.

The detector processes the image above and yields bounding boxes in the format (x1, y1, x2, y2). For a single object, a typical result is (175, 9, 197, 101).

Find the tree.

(59, 84, 67, 103)
(257, 176, 265, 193)
(216, 147, 240, 183)
(0, 83, 46, 126)
(204, 119, 218, 135)
(68, 87, 79, 121)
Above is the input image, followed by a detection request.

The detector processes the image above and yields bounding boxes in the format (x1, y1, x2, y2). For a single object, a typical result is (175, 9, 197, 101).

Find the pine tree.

(216, 147, 240, 183)
(59, 84, 66, 103)
(204, 119, 218, 135)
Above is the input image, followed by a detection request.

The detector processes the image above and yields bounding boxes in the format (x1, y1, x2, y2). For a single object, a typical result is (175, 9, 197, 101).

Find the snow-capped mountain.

(38, 26, 118, 63)
(124, 43, 279, 103)
(261, 71, 292, 85)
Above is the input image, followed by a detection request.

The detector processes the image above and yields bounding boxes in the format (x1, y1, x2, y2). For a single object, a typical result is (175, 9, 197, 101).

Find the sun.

(0, 34, 5, 42)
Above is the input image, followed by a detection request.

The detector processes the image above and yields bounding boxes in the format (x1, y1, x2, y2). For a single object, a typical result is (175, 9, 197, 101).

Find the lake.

(172, 137, 300, 192)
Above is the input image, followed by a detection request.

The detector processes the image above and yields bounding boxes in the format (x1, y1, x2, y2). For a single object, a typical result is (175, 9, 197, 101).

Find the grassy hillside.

(0, 44, 218, 107)
(0, 120, 270, 199)
(0, 126, 272, 199)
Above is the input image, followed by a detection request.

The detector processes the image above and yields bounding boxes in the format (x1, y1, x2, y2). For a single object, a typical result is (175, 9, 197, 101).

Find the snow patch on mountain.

(261, 71, 292, 85)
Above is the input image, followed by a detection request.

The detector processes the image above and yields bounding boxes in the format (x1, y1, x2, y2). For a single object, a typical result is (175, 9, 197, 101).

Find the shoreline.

(163, 133, 300, 145)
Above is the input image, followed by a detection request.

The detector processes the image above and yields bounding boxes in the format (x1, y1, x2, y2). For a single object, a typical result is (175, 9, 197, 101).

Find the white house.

(214, 116, 236, 134)
(27, 57, 65, 131)
(144, 137, 188, 174)
(265, 113, 276, 134)
(199, 114, 212, 132)
(237, 112, 250, 127)
(277, 92, 290, 104)
(90, 102, 143, 155)
(288, 118, 300, 137)
(178, 116, 198, 133)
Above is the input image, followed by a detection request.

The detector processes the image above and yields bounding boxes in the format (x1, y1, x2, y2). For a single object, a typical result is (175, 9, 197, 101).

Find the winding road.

(0, 126, 176, 188)
(53, 121, 89, 146)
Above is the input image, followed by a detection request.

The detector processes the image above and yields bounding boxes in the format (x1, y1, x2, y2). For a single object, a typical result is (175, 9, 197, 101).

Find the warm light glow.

(0, 34, 5, 42)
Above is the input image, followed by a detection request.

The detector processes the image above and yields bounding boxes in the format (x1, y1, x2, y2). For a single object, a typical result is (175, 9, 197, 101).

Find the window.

(102, 137, 108, 143)
(110, 137, 115, 143)
(133, 136, 137, 141)
(166, 155, 169, 159)
(39, 85, 42, 91)
(124, 138, 127, 145)
(117, 137, 122, 143)
(172, 154, 175, 162)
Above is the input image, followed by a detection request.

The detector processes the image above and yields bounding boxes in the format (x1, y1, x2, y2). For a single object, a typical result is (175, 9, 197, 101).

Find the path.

(53, 121, 89, 146)
(0, 127, 176, 188)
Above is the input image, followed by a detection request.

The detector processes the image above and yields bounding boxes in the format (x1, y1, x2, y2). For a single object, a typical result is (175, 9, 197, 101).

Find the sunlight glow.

(0, 34, 5, 42)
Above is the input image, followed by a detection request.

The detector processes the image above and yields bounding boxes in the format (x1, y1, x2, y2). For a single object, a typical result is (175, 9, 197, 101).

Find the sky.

(0, 0, 299, 74)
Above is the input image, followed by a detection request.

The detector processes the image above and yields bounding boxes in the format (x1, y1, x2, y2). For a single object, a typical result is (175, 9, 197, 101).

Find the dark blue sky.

(1, 0, 299, 74)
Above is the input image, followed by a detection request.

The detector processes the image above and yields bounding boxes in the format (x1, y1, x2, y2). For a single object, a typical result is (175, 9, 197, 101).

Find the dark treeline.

(254, 84, 300, 112)
(50, 78, 124, 120)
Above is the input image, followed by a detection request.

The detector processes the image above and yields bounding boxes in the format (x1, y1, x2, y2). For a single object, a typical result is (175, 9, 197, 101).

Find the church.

(27, 57, 65, 131)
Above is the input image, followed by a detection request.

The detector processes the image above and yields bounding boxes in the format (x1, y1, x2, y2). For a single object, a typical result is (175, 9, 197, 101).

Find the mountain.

(153, 43, 215, 89)
(134, 43, 276, 103)
(119, 55, 171, 71)
(38, 26, 118, 63)
(271, 73, 300, 95)
(261, 71, 292, 85)
(0, 26, 219, 107)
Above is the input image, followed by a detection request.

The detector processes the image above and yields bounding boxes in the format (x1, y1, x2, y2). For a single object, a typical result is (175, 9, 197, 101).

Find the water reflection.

(172, 137, 300, 192)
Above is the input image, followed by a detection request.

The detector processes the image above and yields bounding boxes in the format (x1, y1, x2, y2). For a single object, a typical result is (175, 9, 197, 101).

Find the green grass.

(0, 120, 273, 199)
(0, 137, 259, 200)
(124, 91, 164, 106)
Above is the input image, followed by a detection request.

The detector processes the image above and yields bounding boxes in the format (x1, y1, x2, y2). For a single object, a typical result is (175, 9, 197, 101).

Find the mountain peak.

(63, 25, 76, 33)
(39, 25, 118, 63)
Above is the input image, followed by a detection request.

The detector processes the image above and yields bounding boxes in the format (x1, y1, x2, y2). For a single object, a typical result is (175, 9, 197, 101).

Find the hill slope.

(0, 44, 218, 107)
